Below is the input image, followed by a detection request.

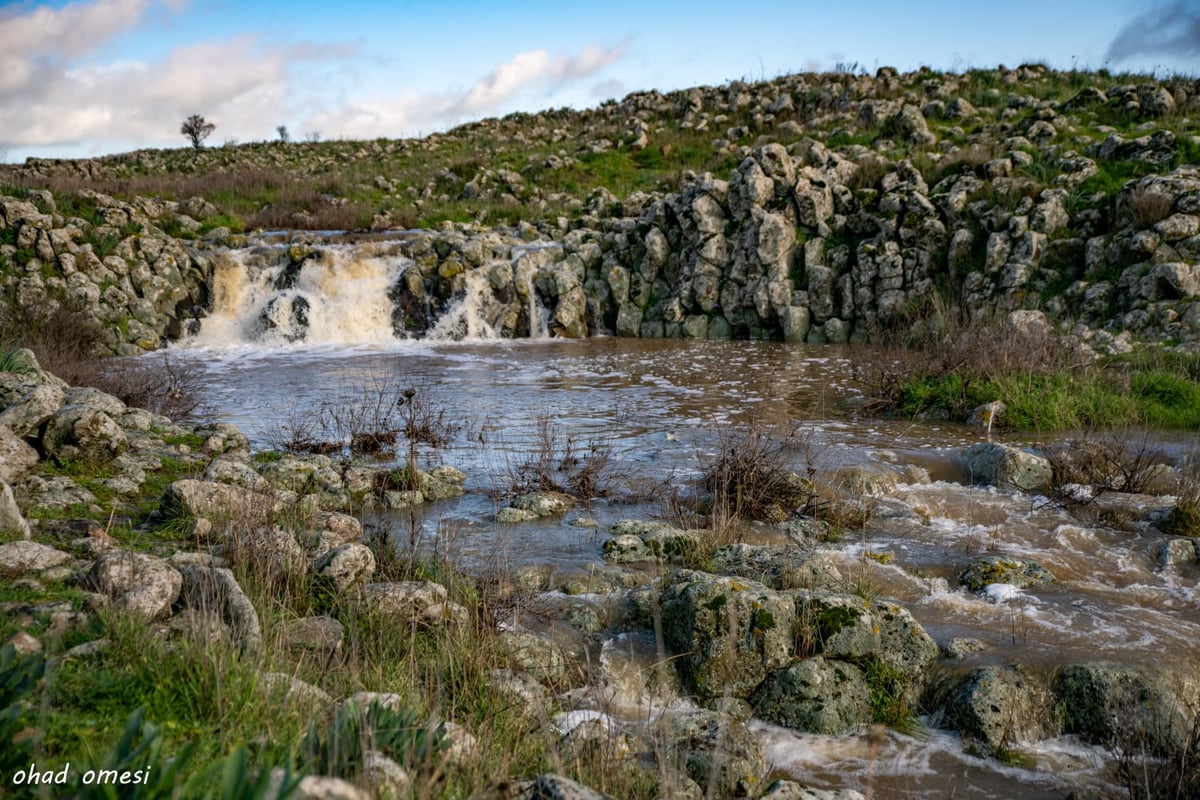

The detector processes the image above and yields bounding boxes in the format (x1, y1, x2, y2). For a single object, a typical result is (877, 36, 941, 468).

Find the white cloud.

(0, 0, 621, 156)
(301, 43, 625, 141)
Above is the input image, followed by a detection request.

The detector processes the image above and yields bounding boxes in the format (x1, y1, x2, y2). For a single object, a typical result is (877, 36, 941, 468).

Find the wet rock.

(89, 551, 181, 619)
(967, 401, 1006, 430)
(663, 708, 766, 797)
(831, 465, 899, 497)
(1156, 538, 1199, 567)
(942, 637, 988, 659)
(800, 592, 939, 681)
(1053, 663, 1197, 754)
(602, 519, 703, 563)
(962, 442, 1052, 492)
(942, 665, 1054, 755)
(314, 542, 375, 592)
(177, 565, 262, 653)
(708, 544, 845, 591)
(759, 781, 867, 800)
(42, 404, 127, 464)
(751, 656, 872, 735)
(661, 570, 795, 700)
(507, 491, 576, 518)
(0, 541, 69, 573)
(959, 556, 1055, 592)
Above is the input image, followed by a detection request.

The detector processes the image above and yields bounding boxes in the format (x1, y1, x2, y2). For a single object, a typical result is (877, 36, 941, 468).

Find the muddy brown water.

(168, 336, 1200, 797)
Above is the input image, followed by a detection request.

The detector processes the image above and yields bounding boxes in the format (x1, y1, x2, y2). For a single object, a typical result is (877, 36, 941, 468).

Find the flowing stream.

(165, 240, 1200, 798)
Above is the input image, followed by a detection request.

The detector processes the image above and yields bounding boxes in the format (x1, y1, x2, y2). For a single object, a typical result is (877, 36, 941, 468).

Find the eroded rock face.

(1053, 663, 1198, 754)
(941, 666, 1055, 755)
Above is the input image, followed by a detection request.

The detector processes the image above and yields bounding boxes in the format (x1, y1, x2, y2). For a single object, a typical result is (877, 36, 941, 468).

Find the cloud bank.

(1107, 1, 1200, 62)
(0, 0, 623, 157)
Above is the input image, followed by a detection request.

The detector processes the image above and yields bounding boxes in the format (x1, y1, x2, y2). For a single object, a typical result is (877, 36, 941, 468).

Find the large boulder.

(0, 383, 64, 438)
(962, 443, 1052, 492)
(177, 564, 262, 653)
(661, 571, 795, 700)
(663, 709, 766, 798)
(751, 657, 872, 734)
(89, 551, 181, 619)
(42, 404, 127, 464)
(942, 666, 1055, 755)
(0, 427, 38, 485)
(314, 543, 375, 592)
(0, 540, 72, 573)
(798, 592, 940, 682)
(159, 479, 280, 521)
(1053, 663, 1198, 754)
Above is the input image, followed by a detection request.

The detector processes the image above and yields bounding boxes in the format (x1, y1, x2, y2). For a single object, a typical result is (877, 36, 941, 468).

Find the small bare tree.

(180, 114, 216, 150)
(276, 124, 290, 143)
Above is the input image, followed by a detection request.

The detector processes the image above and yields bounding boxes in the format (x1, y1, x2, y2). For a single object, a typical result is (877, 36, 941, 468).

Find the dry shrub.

(1128, 186, 1175, 229)
(701, 421, 818, 523)
(1044, 429, 1168, 503)
(1108, 707, 1200, 800)
(62, 353, 205, 420)
(507, 414, 616, 500)
(1160, 458, 1200, 538)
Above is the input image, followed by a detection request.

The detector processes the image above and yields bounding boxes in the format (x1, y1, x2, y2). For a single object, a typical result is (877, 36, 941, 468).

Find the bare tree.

(180, 114, 216, 150)
(276, 124, 290, 144)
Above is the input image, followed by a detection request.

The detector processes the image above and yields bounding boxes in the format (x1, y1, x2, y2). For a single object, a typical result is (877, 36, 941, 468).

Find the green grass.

(893, 364, 1200, 431)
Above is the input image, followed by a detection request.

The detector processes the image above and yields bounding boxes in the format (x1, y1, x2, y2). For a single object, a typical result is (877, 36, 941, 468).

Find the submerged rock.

(962, 442, 1052, 493)
(959, 556, 1055, 592)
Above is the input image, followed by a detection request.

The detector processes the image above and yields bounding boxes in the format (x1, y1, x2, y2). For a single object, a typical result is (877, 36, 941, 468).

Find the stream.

(162, 240, 1200, 798)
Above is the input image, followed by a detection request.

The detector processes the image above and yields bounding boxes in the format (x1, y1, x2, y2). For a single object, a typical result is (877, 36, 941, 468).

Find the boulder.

(42, 404, 127, 464)
(663, 709, 766, 798)
(751, 657, 872, 735)
(500, 630, 571, 687)
(962, 442, 1052, 492)
(177, 565, 262, 653)
(0, 482, 31, 539)
(314, 543, 375, 592)
(0, 540, 72, 573)
(708, 544, 845, 592)
(527, 773, 613, 800)
(89, 551, 181, 619)
(0, 427, 38, 486)
(661, 571, 795, 700)
(159, 478, 280, 521)
(942, 666, 1054, 754)
(959, 556, 1055, 592)
(759, 781, 867, 800)
(1053, 663, 1197, 754)
(0, 384, 63, 438)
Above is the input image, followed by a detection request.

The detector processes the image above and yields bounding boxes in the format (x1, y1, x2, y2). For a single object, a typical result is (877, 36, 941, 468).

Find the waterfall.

(185, 241, 562, 347)
(190, 245, 407, 346)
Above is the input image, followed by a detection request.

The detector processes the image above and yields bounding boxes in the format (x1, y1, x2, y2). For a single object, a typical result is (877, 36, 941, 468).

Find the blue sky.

(1, 0, 1197, 161)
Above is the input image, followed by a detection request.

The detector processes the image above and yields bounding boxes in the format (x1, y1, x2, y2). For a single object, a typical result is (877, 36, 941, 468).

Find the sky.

(1, 0, 1198, 162)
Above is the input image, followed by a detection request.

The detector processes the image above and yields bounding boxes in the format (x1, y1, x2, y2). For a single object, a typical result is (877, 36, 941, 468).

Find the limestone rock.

(0, 384, 63, 438)
(314, 543, 375, 592)
(751, 657, 872, 735)
(663, 709, 766, 798)
(962, 442, 1052, 492)
(89, 551, 181, 619)
(661, 571, 795, 700)
(43, 404, 127, 464)
(959, 556, 1055, 592)
(943, 665, 1054, 754)
(0, 541, 73, 573)
(177, 564, 262, 653)
(0, 482, 32, 539)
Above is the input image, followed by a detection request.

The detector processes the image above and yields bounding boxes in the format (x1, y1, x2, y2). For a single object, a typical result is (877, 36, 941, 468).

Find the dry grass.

(1127, 186, 1175, 229)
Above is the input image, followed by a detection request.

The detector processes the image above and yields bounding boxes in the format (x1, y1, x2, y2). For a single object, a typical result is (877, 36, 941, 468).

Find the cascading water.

(194, 245, 407, 345)
(186, 240, 558, 346)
